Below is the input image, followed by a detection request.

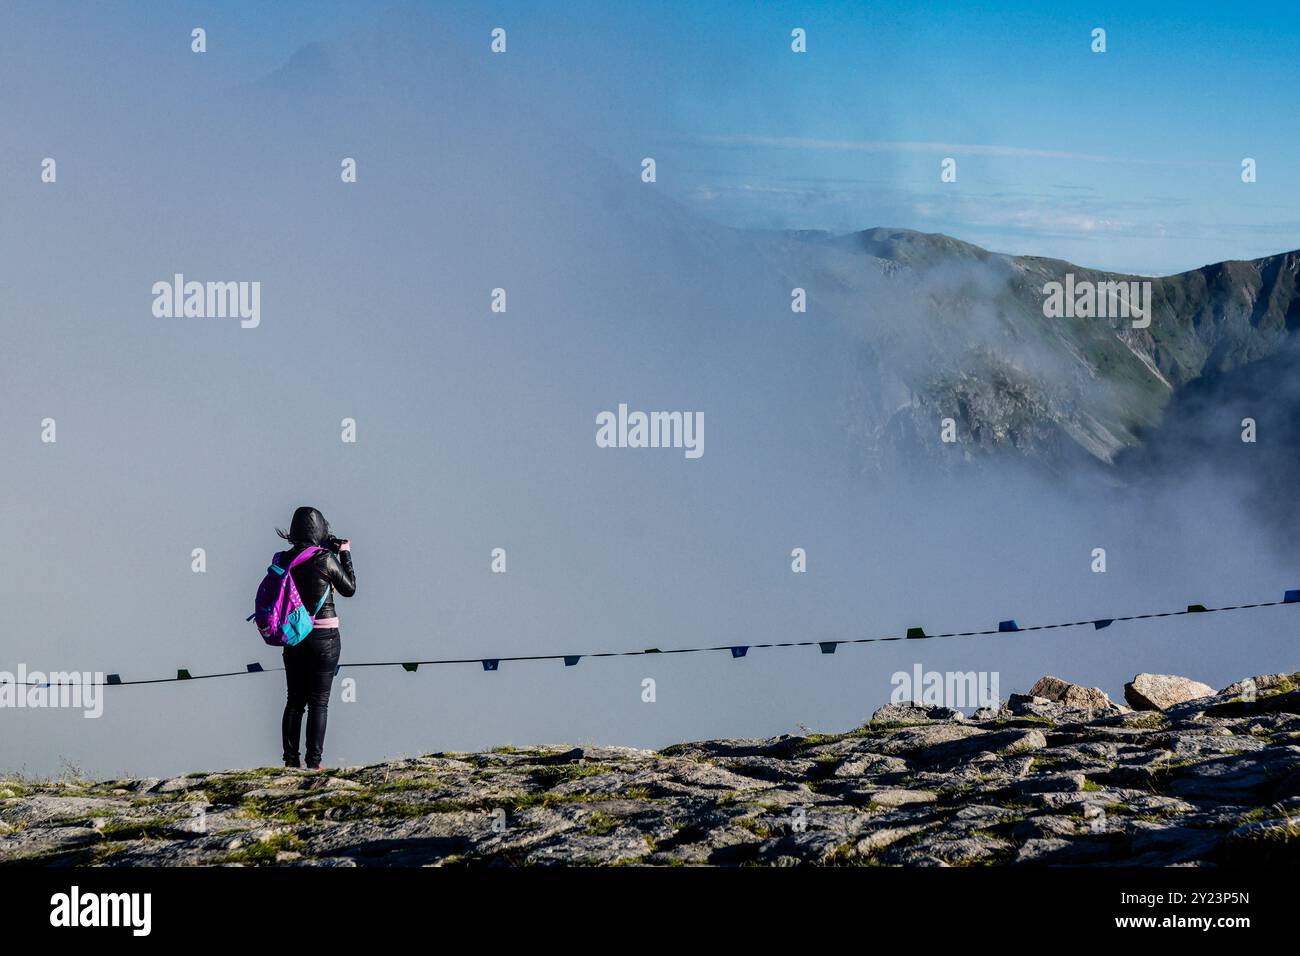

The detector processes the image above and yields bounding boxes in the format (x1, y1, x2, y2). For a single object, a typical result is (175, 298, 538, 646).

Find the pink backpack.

(248, 547, 332, 647)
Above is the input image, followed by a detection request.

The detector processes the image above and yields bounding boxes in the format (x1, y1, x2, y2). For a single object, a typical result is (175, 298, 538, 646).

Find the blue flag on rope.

(246, 663, 263, 673)
(1285, 589, 1300, 604)
(1187, 604, 1208, 613)
(1093, 619, 1113, 630)
(563, 656, 581, 666)
(482, 659, 499, 671)
(818, 642, 838, 654)
(177, 669, 192, 680)
(106, 674, 121, 686)
(730, 646, 749, 658)
(643, 648, 662, 654)
(401, 663, 419, 672)
(998, 620, 1020, 632)
(906, 627, 927, 639)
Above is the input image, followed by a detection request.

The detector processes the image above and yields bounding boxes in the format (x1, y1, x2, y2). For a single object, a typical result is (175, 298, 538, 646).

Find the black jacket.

(281, 507, 356, 621)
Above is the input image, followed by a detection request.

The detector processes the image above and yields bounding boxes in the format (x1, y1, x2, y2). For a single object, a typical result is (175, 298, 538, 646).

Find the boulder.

(1124, 673, 1215, 711)
(1028, 675, 1113, 710)
(869, 702, 965, 725)
(1217, 673, 1293, 697)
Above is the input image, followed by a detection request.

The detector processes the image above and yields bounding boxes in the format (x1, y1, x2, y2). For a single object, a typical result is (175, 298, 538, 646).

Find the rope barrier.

(14, 588, 1289, 689)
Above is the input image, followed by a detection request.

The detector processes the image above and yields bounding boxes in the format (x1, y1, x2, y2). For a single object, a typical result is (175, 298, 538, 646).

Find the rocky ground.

(4, 672, 1300, 866)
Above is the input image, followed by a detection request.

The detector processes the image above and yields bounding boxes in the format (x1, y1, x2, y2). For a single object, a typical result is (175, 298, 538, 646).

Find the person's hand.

(338, 539, 350, 552)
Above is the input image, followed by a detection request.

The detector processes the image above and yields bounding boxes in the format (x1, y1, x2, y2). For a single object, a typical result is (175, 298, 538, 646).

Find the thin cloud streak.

(689, 134, 1224, 169)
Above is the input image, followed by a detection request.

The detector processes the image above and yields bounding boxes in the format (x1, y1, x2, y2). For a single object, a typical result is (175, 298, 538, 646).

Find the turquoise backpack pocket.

(282, 606, 315, 646)
(282, 585, 332, 647)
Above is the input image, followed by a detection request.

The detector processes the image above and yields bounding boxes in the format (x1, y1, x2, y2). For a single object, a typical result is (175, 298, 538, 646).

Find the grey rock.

(832, 753, 909, 778)
(911, 729, 1048, 769)
(856, 823, 930, 855)
(1007, 773, 1086, 796)
(1166, 748, 1300, 802)
(1125, 673, 1216, 711)
(1029, 676, 1113, 709)
(1218, 673, 1292, 697)
(870, 702, 966, 725)
(867, 788, 937, 807)
(5, 671, 1299, 866)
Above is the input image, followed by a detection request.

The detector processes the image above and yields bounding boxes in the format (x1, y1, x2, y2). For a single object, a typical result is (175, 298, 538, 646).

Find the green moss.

(528, 764, 614, 784)
(96, 816, 187, 841)
(87, 842, 129, 865)
(220, 832, 304, 865)
(585, 810, 620, 835)
(1122, 713, 1166, 729)
(999, 714, 1055, 728)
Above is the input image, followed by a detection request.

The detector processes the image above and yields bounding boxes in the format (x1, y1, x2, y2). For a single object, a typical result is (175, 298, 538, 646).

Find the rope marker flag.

(65, 589, 1300, 688)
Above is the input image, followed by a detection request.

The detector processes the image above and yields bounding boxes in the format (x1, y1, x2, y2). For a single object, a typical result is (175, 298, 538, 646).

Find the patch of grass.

(87, 842, 129, 865)
(1239, 805, 1287, 824)
(1257, 676, 1298, 698)
(585, 810, 620, 835)
(857, 720, 916, 735)
(251, 786, 661, 825)
(220, 832, 304, 865)
(199, 772, 298, 808)
(97, 816, 187, 841)
(1000, 714, 1056, 728)
(528, 764, 614, 784)
(1242, 817, 1300, 842)
(1082, 779, 1104, 792)
(1122, 713, 1166, 730)
(735, 816, 772, 839)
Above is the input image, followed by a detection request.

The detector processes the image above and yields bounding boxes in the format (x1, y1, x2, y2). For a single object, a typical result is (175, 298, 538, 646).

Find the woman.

(276, 506, 356, 770)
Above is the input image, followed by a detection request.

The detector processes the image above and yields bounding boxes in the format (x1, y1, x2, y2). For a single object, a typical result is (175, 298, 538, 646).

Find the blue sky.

(10, 0, 1297, 272)
(605, 0, 1300, 273)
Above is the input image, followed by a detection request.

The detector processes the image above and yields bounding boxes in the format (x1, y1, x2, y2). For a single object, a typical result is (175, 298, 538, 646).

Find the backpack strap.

(312, 584, 332, 617)
(284, 545, 323, 570)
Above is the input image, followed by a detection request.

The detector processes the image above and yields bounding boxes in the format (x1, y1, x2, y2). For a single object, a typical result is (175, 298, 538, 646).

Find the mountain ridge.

(781, 227, 1300, 473)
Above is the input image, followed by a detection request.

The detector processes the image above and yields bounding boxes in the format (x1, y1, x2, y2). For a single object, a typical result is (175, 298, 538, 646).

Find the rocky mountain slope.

(4, 671, 1298, 866)
(781, 228, 1300, 474)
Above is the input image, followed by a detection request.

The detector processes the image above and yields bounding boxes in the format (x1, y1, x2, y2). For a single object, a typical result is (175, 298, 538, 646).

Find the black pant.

(282, 629, 341, 768)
